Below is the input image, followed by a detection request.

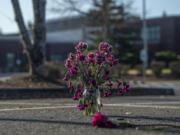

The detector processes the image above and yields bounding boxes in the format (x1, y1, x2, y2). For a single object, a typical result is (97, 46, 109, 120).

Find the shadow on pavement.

(109, 115, 180, 123)
(109, 115, 180, 133)
(0, 117, 91, 126)
(0, 116, 179, 133)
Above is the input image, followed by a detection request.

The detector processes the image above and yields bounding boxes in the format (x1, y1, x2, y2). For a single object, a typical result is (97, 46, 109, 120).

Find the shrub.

(177, 55, 180, 61)
(170, 61, 180, 78)
(161, 68, 172, 78)
(145, 69, 153, 76)
(154, 51, 177, 67)
(120, 52, 139, 68)
(134, 65, 143, 75)
(151, 61, 165, 77)
(37, 62, 64, 81)
(111, 64, 130, 78)
(127, 69, 140, 76)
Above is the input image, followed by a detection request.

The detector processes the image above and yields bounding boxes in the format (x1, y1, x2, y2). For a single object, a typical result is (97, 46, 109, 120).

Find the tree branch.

(11, 0, 34, 74)
(11, 0, 32, 51)
(51, 0, 87, 16)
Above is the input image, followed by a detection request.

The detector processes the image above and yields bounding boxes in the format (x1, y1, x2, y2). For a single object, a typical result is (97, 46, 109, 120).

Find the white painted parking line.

(0, 102, 179, 112)
(0, 102, 53, 106)
(136, 102, 180, 105)
(0, 102, 76, 106)
(105, 104, 180, 109)
(0, 105, 75, 112)
(0, 101, 179, 106)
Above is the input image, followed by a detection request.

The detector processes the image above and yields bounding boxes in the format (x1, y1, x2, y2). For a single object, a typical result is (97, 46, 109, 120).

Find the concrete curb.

(0, 87, 175, 100)
(125, 87, 175, 96)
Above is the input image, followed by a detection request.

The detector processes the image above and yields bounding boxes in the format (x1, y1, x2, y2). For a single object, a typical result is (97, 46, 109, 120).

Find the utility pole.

(142, 0, 148, 82)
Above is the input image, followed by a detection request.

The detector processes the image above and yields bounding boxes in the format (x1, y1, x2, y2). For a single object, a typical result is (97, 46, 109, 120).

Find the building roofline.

(46, 15, 84, 24)
(0, 34, 20, 41)
(146, 15, 180, 21)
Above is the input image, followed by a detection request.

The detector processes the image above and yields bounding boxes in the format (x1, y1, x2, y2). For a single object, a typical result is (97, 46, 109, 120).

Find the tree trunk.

(11, 0, 34, 75)
(11, 0, 47, 76)
(32, 0, 46, 66)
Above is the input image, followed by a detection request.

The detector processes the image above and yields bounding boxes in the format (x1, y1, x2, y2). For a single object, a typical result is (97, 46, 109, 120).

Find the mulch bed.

(0, 75, 65, 88)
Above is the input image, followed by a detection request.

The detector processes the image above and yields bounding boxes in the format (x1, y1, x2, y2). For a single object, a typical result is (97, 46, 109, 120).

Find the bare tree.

(11, 0, 46, 75)
(51, 0, 88, 15)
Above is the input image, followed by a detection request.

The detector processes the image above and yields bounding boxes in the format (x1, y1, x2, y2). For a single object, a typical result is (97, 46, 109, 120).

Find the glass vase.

(82, 88, 102, 116)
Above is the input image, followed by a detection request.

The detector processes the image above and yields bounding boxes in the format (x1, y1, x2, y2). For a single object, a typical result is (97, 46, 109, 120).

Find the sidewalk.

(0, 73, 28, 81)
(130, 80, 180, 96)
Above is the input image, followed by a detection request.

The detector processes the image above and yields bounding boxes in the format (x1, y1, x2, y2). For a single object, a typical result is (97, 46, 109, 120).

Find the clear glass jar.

(82, 88, 102, 116)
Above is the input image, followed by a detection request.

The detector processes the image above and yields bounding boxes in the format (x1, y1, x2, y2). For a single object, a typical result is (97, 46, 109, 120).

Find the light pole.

(142, 0, 148, 82)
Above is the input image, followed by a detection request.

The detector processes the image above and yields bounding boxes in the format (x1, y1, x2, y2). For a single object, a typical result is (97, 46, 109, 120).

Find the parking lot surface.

(0, 97, 179, 135)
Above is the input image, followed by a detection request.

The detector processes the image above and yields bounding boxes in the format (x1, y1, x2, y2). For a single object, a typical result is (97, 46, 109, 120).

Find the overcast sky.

(0, 0, 180, 34)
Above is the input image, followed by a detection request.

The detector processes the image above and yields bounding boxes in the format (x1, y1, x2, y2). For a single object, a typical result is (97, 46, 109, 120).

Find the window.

(51, 54, 62, 62)
(6, 53, 15, 68)
(147, 26, 161, 44)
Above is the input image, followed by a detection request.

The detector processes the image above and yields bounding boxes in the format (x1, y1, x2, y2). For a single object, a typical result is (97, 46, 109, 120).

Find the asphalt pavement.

(0, 97, 179, 135)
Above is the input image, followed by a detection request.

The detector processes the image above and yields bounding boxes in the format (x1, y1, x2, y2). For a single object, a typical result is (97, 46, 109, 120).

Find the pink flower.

(76, 90, 83, 98)
(65, 59, 73, 68)
(108, 92, 112, 96)
(69, 67, 78, 76)
(92, 112, 107, 127)
(99, 42, 112, 53)
(117, 80, 122, 87)
(107, 54, 114, 62)
(68, 53, 76, 60)
(88, 80, 96, 86)
(75, 42, 88, 52)
(122, 84, 130, 93)
(87, 52, 95, 63)
(72, 96, 78, 100)
(118, 83, 130, 95)
(106, 81, 113, 87)
(95, 51, 105, 65)
(103, 91, 112, 97)
(103, 92, 109, 97)
(73, 88, 83, 100)
(103, 75, 110, 80)
(63, 74, 70, 81)
(106, 54, 119, 66)
(77, 104, 88, 110)
(92, 112, 117, 128)
(112, 59, 119, 65)
(76, 52, 85, 61)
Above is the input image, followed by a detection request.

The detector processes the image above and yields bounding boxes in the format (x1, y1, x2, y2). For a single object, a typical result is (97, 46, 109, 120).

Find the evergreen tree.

(87, 0, 141, 66)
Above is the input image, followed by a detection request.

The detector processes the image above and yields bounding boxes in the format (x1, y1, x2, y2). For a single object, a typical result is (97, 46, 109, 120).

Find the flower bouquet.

(64, 42, 130, 127)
